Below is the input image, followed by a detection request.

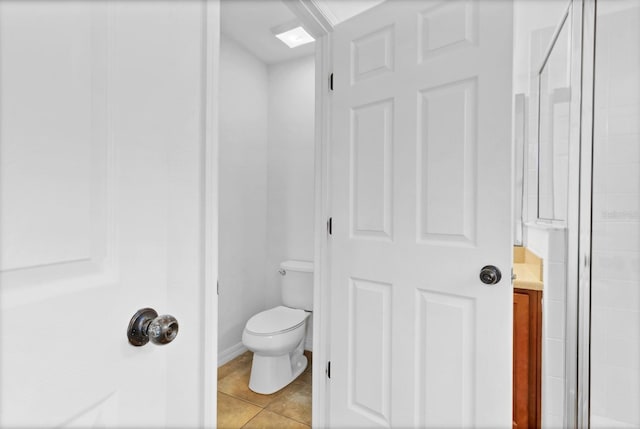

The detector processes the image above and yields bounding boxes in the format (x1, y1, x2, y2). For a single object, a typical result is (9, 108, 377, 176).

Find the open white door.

(329, 0, 513, 427)
(0, 1, 217, 427)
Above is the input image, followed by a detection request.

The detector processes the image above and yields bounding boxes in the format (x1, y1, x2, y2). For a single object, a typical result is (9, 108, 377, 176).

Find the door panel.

(0, 4, 117, 426)
(351, 99, 393, 239)
(348, 278, 392, 425)
(330, 1, 513, 427)
(418, 78, 477, 245)
(0, 1, 213, 427)
(415, 290, 476, 427)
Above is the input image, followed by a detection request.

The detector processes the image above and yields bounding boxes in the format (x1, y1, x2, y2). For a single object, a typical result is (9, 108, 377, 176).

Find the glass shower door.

(590, 0, 640, 426)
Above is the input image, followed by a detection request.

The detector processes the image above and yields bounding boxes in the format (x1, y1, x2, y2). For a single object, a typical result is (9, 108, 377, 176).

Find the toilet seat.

(245, 306, 308, 336)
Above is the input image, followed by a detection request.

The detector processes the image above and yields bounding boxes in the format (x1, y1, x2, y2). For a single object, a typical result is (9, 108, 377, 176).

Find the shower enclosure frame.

(576, 0, 596, 425)
(565, 0, 597, 426)
(526, 0, 596, 425)
(529, 0, 587, 425)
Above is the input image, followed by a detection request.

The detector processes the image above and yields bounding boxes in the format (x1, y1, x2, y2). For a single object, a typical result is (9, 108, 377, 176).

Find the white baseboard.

(218, 342, 247, 367)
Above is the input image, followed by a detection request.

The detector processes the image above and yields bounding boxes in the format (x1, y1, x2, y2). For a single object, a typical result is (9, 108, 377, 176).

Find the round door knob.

(148, 314, 179, 345)
(479, 265, 502, 285)
(127, 308, 179, 346)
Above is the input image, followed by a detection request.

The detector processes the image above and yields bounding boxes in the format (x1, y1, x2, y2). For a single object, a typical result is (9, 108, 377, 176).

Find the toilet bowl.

(242, 306, 310, 394)
(242, 260, 314, 394)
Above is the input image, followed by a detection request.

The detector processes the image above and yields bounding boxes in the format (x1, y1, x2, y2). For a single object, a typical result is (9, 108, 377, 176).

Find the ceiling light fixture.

(272, 21, 315, 48)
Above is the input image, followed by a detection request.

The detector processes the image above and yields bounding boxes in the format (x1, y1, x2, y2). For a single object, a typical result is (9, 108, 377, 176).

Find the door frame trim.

(311, 33, 333, 429)
(202, 0, 220, 427)
(283, 1, 333, 427)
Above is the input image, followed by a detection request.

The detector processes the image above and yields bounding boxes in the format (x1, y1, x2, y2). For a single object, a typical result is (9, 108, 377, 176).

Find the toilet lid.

(245, 306, 309, 335)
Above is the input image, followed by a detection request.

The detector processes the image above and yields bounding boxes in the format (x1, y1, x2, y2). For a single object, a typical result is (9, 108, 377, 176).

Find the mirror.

(537, 12, 571, 221)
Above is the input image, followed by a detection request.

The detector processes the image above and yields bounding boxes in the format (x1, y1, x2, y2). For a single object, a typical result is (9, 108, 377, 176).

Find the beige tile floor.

(217, 351, 312, 429)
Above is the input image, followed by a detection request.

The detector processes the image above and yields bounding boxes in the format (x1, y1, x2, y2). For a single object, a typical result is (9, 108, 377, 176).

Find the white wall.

(266, 55, 316, 347)
(218, 34, 269, 360)
(590, 2, 640, 426)
(218, 44, 316, 360)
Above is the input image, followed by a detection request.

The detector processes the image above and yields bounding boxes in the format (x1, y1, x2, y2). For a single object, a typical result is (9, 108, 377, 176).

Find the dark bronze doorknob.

(479, 265, 502, 285)
(127, 308, 179, 346)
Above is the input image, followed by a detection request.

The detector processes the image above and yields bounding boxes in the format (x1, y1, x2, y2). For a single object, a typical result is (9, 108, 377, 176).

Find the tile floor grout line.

(239, 410, 261, 429)
(218, 351, 312, 428)
(240, 409, 310, 429)
(217, 390, 269, 410)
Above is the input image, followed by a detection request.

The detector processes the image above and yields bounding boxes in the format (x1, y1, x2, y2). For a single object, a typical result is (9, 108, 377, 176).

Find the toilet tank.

(280, 260, 313, 311)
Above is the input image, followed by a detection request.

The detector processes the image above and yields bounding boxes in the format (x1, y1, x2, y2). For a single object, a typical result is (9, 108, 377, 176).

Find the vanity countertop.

(513, 247, 543, 291)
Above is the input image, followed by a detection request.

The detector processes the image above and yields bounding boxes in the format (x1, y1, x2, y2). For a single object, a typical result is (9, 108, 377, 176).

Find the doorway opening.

(216, 0, 316, 427)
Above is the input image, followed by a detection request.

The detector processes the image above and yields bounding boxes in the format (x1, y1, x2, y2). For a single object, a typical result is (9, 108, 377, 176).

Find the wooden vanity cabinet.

(513, 288, 542, 429)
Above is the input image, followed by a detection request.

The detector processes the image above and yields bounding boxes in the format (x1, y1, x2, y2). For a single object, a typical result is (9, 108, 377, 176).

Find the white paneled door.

(0, 1, 216, 427)
(329, 0, 513, 427)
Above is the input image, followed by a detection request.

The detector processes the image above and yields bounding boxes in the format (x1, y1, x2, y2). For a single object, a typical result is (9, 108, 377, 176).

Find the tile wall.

(590, 2, 640, 427)
(527, 224, 567, 428)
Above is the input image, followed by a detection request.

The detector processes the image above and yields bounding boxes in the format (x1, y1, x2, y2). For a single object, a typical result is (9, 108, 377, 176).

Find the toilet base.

(248, 340, 307, 394)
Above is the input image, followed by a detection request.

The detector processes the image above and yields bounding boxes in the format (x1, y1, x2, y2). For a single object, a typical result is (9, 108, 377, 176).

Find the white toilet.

(242, 260, 313, 394)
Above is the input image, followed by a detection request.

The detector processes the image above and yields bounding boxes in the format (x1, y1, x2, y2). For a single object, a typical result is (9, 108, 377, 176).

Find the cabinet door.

(513, 289, 542, 429)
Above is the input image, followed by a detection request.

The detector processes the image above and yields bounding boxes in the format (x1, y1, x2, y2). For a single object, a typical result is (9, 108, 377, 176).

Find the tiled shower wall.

(590, 2, 640, 427)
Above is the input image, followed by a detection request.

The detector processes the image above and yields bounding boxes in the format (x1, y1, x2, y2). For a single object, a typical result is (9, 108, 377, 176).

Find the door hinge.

(327, 217, 333, 236)
(327, 361, 331, 379)
(217, 280, 219, 295)
(329, 73, 334, 91)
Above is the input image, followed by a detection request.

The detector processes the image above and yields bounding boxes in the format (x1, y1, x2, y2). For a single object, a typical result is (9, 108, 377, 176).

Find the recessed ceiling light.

(274, 26, 315, 48)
